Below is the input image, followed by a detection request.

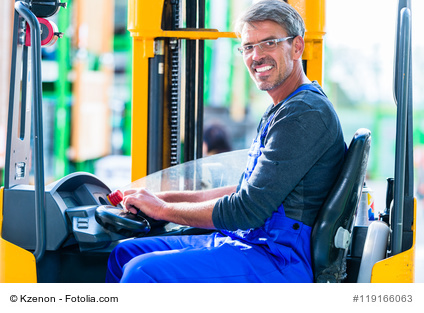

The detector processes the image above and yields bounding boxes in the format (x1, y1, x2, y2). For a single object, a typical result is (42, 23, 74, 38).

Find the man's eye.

(244, 45, 253, 51)
(264, 40, 276, 47)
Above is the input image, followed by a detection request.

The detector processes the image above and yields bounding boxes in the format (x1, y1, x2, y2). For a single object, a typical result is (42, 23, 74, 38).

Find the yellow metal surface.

(127, 0, 235, 42)
(289, 0, 326, 85)
(0, 187, 2, 234)
(371, 198, 417, 283)
(130, 38, 150, 181)
(0, 187, 37, 283)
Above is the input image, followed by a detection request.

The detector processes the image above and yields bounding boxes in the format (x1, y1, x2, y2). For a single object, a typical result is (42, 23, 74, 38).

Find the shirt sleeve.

(212, 99, 335, 231)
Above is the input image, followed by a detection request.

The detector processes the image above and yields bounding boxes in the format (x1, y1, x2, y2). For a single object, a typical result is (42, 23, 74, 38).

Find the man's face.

(241, 20, 293, 91)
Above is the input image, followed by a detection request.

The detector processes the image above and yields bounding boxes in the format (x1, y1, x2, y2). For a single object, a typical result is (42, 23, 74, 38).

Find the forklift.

(0, 0, 416, 283)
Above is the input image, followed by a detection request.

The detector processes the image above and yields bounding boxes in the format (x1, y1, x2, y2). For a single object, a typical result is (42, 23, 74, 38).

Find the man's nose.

(251, 44, 265, 60)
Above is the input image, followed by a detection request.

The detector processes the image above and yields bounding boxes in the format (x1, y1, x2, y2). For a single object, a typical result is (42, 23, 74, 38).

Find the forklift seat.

(311, 128, 371, 283)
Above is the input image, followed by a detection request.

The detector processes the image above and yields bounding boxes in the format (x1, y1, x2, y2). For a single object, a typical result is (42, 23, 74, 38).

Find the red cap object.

(107, 190, 123, 206)
(25, 18, 58, 47)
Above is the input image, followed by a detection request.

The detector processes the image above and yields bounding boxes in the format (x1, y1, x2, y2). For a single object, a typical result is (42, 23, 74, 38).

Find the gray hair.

(235, 0, 305, 38)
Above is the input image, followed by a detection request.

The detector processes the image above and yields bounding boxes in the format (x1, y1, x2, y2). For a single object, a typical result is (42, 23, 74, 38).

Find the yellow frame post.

(370, 199, 416, 282)
(289, 0, 326, 85)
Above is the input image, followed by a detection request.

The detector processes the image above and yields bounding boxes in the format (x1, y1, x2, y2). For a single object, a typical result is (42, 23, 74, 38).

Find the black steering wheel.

(95, 205, 168, 237)
(95, 205, 151, 237)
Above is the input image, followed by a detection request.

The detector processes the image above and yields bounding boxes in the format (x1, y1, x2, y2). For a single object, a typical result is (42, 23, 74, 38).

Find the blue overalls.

(106, 84, 325, 283)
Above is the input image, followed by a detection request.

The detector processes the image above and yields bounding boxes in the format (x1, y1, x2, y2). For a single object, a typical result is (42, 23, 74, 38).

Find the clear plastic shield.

(121, 149, 248, 193)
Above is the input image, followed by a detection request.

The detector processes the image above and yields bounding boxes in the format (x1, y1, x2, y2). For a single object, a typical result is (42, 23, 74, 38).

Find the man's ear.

(292, 36, 305, 60)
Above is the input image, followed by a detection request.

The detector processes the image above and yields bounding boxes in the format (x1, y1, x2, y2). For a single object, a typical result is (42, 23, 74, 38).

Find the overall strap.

(284, 83, 326, 102)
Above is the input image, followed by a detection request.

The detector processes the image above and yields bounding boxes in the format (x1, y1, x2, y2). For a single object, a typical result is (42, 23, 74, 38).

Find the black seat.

(311, 128, 371, 283)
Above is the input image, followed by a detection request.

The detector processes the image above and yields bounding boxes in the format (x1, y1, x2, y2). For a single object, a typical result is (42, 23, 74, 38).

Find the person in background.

(106, 0, 345, 283)
(202, 123, 232, 156)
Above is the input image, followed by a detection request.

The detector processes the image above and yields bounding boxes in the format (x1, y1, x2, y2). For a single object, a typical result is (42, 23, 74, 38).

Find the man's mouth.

(252, 57, 276, 75)
(255, 65, 274, 73)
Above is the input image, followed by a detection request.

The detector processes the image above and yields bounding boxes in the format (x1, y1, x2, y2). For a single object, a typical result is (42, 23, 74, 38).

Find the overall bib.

(106, 84, 325, 283)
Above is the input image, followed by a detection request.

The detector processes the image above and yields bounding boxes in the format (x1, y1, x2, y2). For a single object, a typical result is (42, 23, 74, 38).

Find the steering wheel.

(95, 205, 151, 237)
(95, 205, 168, 237)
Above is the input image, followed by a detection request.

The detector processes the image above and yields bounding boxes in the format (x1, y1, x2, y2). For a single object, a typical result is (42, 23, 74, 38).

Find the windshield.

(121, 149, 249, 193)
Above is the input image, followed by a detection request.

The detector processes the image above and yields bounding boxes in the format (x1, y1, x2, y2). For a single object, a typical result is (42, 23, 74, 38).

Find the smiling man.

(106, 0, 345, 283)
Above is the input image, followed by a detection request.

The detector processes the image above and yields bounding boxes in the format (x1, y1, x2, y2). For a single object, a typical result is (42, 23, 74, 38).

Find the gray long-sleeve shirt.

(212, 83, 345, 230)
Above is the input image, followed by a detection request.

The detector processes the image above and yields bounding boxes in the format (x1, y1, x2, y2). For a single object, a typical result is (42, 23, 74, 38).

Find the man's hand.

(123, 188, 166, 220)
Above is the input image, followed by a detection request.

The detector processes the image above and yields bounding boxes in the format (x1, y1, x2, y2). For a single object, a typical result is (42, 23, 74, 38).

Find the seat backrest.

(311, 128, 371, 283)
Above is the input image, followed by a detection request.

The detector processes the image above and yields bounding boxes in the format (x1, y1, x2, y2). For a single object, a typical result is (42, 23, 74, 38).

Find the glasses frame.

(237, 36, 294, 55)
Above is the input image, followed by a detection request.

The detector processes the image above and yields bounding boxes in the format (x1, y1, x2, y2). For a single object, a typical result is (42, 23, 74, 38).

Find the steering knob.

(104, 189, 167, 232)
(107, 190, 123, 206)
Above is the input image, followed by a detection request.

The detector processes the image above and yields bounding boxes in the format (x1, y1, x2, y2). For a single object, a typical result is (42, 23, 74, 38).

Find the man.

(106, 0, 345, 283)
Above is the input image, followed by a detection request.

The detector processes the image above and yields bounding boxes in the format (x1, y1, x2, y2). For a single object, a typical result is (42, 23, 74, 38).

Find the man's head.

(235, 0, 305, 39)
(236, 0, 307, 96)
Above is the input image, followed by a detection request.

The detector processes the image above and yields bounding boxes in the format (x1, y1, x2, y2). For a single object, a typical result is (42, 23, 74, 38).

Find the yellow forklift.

(0, 0, 416, 283)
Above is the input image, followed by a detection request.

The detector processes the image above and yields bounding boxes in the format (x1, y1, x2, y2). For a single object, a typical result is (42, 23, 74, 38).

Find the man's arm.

(122, 185, 237, 229)
(155, 185, 237, 203)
